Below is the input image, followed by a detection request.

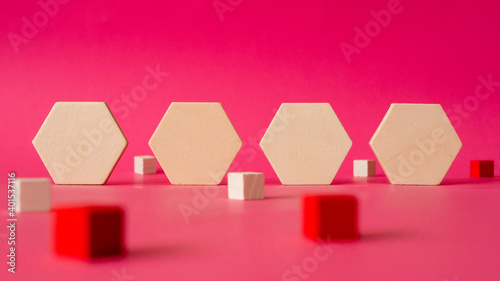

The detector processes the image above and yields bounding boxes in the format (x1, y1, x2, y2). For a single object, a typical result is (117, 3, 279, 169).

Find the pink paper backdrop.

(1, 0, 499, 180)
(1, 1, 500, 280)
(2, 0, 499, 183)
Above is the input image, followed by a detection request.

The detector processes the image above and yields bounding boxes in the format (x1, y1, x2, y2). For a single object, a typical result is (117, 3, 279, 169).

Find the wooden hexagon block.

(32, 102, 128, 185)
(369, 104, 462, 185)
(149, 102, 242, 185)
(15, 178, 51, 213)
(260, 103, 352, 185)
(228, 172, 265, 200)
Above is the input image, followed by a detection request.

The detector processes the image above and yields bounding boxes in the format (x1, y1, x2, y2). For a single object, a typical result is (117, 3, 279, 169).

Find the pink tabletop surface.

(1, 0, 500, 280)
(2, 176, 500, 281)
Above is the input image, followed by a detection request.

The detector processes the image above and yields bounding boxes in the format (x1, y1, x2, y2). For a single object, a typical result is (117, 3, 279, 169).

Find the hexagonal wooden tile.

(369, 103, 462, 185)
(260, 103, 352, 185)
(149, 102, 242, 185)
(33, 102, 128, 184)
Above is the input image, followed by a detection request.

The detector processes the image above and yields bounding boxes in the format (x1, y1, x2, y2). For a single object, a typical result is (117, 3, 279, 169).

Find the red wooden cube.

(470, 160, 494, 177)
(303, 195, 359, 241)
(53, 206, 125, 259)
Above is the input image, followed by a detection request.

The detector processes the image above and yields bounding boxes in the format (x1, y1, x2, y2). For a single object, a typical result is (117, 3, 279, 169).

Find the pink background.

(1, 0, 499, 280)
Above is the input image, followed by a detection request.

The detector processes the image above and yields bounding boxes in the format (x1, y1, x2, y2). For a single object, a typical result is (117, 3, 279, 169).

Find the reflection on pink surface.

(1, 0, 499, 280)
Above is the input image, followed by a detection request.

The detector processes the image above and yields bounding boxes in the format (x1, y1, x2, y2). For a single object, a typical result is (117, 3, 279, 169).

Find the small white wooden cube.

(15, 178, 51, 212)
(353, 160, 376, 177)
(134, 155, 157, 174)
(228, 172, 265, 200)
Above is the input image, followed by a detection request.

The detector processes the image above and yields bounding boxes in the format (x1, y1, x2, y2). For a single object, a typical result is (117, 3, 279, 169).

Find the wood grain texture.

(134, 155, 157, 175)
(228, 172, 265, 200)
(369, 104, 462, 185)
(149, 102, 242, 185)
(15, 178, 51, 212)
(260, 103, 352, 185)
(32, 102, 128, 185)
